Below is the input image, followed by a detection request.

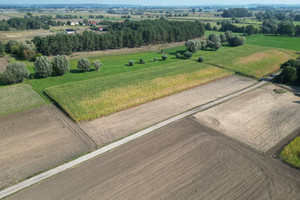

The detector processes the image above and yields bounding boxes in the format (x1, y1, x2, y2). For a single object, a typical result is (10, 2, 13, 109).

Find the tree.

(34, 56, 52, 78)
(185, 40, 200, 53)
(176, 53, 182, 59)
(207, 41, 221, 51)
(225, 30, 234, 39)
(280, 66, 297, 83)
(205, 23, 211, 30)
(220, 34, 227, 43)
(245, 25, 257, 35)
(277, 22, 295, 36)
(1, 62, 30, 85)
(208, 34, 221, 43)
(295, 25, 300, 36)
(93, 60, 103, 71)
(228, 36, 246, 47)
(200, 40, 207, 50)
(0, 41, 4, 56)
(162, 55, 168, 61)
(5, 40, 19, 53)
(52, 55, 70, 75)
(183, 51, 193, 59)
(77, 58, 91, 72)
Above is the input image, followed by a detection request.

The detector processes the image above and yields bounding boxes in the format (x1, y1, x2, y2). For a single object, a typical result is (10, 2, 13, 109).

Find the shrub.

(220, 34, 227, 43)
(93, 60, 103, 71)
(207, 41, 221, 51)
(185, 40, 200, 53)
(153, 58, 157, 62)
(162, 55, 168, 61)
(0, 41, 4, 56)
(280, 66, 297, 83)
(208, 34, 221, 43)
(128, 60, 134, 66)
(176, 53, 182, 59)
(200, 40, 207, 50)
(213, 26, 218, 30)
(139, 58, 145, 64)
(78, 58, 91, 72)
(1, 62, 30, 85)
(228, 36, 246, 47)
(52, 55, 70, 75)
(34, 56, 52, 78)
(198, 57, 204, 62)
(183, 51, 193, 59)
(225, 30, 234, 40)
(32, 53, 42, 62)
(5, 40, 19, 53)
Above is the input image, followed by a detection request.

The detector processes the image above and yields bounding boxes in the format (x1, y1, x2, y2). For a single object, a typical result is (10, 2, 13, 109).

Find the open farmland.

(45, 62, 232, 121)
(246, 34, 300, 51)
(203, 44, 296, 78)
(0, 104, 96, 190)
(193, 84, 300, 153)
(0, 84, 46, 116)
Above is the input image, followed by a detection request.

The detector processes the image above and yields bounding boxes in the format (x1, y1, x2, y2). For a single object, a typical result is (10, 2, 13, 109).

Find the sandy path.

(0, 57, 8, 72)
(0, 104, 96, 190)
(194, 84, 300, 153)
(79, 75, 257, 146)
(6, 118, 300, 200)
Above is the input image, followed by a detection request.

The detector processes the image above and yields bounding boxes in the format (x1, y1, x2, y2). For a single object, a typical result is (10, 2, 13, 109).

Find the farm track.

(5, 118, 300, 200)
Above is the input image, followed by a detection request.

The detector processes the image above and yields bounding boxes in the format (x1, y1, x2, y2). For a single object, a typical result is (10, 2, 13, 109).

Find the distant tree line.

(222, 8, 252, 18)
(33, 20, 205, 56)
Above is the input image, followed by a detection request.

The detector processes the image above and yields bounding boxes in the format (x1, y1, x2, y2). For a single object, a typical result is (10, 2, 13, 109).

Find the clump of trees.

(279, 59, 300, 85)
(77, 58, 91, 72)
(222, 8, 252, 18)
(228, 36, 246, 47)
(1, 62, 30, 85)
(185, 40, 200, 53)
(4, 40, 40, 61)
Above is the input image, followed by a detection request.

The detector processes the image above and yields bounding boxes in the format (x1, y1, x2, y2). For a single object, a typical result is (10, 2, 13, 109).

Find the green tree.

(295, 25, 300, 36)
(245, 25, 257, 35)
(183, 51, 193, 59)
(93, 60, 103, 71)
(198, 56, 204, 62)
(139, 58, 145, 64)
(208, 34, 221, 43)
(185, 40, 200, 53)
(225, 30, 234, 40)
(34, 56, 52, 78)
(207, 41, 221, 51)
(5, 40, 19, 53)
(78, 58, 91, 72)
(220, 34, 227, 43)
(0, 41, 4, 56)
(280, 66, 297, 83)
(52, 55, 70, 75)
(1, 62, 30, 84)
(228, 36, 246, 47)
(277, 22, 295, 35)
(128, 60, 134, 66)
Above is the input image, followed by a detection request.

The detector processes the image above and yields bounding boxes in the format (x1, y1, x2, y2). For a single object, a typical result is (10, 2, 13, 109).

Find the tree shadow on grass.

(169, 50, 186, 55)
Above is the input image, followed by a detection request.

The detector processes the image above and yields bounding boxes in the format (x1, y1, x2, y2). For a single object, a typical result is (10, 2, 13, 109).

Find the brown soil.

(0, 104, 96, 190)
(6, 118, 300, 200)
(194, 84, 300, 153)
(0, 57, 8, 72)
(79, 75, 257, 146)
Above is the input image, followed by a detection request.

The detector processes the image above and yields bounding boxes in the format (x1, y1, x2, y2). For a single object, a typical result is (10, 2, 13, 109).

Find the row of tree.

(33, 20, 206, 56)
(222, 8, 252, 18)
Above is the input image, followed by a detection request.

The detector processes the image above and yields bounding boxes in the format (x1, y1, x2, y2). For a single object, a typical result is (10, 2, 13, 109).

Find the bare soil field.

(0, 30, 57, 43)
(0, 57, 8, 72)
(194, 84, 300, 153)
(0, 104, 96, 190)
(6, 118, 300, 200)
(79, 75, 257, 146)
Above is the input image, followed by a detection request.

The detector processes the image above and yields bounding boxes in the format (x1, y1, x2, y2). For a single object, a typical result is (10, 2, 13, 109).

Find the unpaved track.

(0, 58, 8, 72)
(6, 118, 300, 200)
(79, 75, 257, 146)
(194, 84, 300, 153)
(0, 105, 96, 190)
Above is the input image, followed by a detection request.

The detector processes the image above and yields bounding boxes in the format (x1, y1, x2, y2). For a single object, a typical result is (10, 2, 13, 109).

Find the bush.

(93, 60, 103, 71)
(225, 30, 234, 40)
(5, 40, 19, 53)
(185, 40, 200, 53)
(78, 58, 91, 72)
(162, 55, 168, 61)
(0, 41, 4, 56)
(228, 36, 246, 47)
(128, 60, 134, 66)
(280, 66, 297, 83)
(220, 34, 227, 43)
(198, 57, 204, 62)
(207, 41, 221, 51)
(139, 58, 145, 64)
(1, 62, 30, 85)
(153, 58, 157, 62)
(34, 56, 52, 78)
(200, 40, 207, 50)
(32, 53, 42, 62)
(208, 34, 221, 43)
(176, 53, 182, 59)
(183, 51, 193, 59)
(52, 55, 70, 75)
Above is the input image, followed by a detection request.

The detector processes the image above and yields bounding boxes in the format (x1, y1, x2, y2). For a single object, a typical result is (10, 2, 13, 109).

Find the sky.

(1, 0, 299, 6)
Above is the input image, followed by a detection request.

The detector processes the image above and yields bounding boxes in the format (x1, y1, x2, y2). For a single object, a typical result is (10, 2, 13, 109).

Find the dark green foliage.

(5, 40, 19, 53)
(280, 66, 297, 83)
(198, 57, 204, 63)
(208, 34, 221, 43)
(245, 25, 257, 36)
(200, 40, 207, 50)
(220, 34, 227, 43)
(0, 41, 4, 56)
(228, 36, 246, 47)
(220, 22, 245, 33)
(153, 58, 157, 62)
(77, 58, 91, 72)
(33, 20, 205, 56)
(207, 41, 221, 51)
(205, 23, 211, 30)
(162, 55, 168, 61)
(183, 51, 193, 59)
(34, 56, 52, 78)
(32, 53, 42, 62)
(93, 60, 103, 71)
(128, 60, 134, 66)
(1, 62, 29, 85)
(139, 58, 145, 64)
(295, 25, 300, 36)
(52, 55, 70, 75)
(262, 20, 278, 34)
(222, 8, 252, 18)
(176, 53, 182, 59)
(277, 22, 295, 36)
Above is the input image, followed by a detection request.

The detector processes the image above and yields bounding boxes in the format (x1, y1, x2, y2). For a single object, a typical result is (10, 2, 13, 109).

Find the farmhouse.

(66, 29, 75, 34)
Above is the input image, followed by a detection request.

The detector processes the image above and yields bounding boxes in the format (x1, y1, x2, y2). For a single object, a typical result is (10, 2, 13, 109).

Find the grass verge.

(280, 136, 300, 169)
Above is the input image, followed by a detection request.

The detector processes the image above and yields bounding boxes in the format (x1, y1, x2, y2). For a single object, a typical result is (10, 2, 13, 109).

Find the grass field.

(280, 136, 300, 168)
(0, 84, 46, 116)
(246, 34, 300, 51)
(202, 44, 296, 78)
(45, 61, 232, 121)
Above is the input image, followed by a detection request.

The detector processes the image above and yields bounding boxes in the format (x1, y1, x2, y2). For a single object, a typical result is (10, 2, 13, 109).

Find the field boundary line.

(0, 80, 268, 199)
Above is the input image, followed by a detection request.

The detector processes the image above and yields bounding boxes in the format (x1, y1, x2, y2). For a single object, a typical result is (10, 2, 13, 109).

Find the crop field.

(194, 84, 300, 153)
(45, 62, 232, 121)
(246, 34, 300, 51)
(202, 44, 296, 78)
(280, 136, 300, 168)
(0, 84, 46, 116)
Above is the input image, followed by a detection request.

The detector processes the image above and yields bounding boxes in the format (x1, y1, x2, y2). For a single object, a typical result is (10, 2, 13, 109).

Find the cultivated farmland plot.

(194, 84, 300, 153)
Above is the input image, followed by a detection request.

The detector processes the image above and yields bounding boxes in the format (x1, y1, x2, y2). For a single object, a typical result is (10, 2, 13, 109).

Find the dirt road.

(5, 118, 300, 200)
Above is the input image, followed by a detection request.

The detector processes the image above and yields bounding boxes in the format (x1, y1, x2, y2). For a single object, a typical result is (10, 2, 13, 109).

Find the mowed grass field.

(45, 62, 232, 121)
(280, 136, 300, 168)
(0, 84, 45, 116)
(202, 44, 296, 78)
